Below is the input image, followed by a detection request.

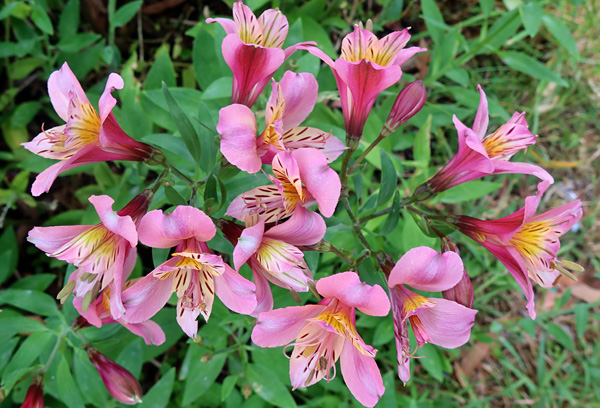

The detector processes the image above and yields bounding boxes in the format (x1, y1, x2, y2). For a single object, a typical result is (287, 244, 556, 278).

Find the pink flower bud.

(442, 268, 474, 308)
(381, 81, 426, 137)
(87, 348, 142, 405)
(22, 376, 44, 408)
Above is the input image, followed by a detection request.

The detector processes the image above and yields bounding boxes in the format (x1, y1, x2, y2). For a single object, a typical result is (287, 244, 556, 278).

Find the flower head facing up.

(226, 148, 340, 223)
(88, 348, 142, 405)
(252, 272, 390, 407)
(426, 85, 553, 194)
(207, 1, 316, 107)
(456, 184, 583, 318)
(387, 247, 477, 383)
(28, 191, 151, 318)
(121, 206, 256, 338)
(22, 62, 154, 196)
(306, 25, 426, 141)
(218, 71, 346, 173)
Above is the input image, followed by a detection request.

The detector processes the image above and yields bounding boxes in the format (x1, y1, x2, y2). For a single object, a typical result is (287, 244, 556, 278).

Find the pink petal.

(392, 46, 427, 66)
(492, 161, 554, 188)
(316, 272, 390, 317)
(367, 29, 410, 66)
(218, 104, 262, 173)
(292, 148, 340, 217)
(257, 8, 288, 48)
(27, 224, 92, 255)
(226, 184, 287, 224)
(48, 62, 89, 122)
(98, 114, 153, 161)
(233, 220, 265, 270)
(340, 339, 385, 408)
(416, 298, 477, 348)
(98, 73, 124, 124)
(89, 195, 138, 247)
(251, 266, 275, 316)
(205, 17, 237, 36)
(177, 302, 201, 338)
(214, 265, 257, 315)
(119, 319, 166, 346)
(222, 34, 285, 107)
(530, 199, 582, 233)
(265, 206, 325, 246)
(472, 85, 489, 139)
(121, 271, 174, 323)
(340, 25, 378, 62)
(251, 304, 324, 347)
(232, 0, 262, 44)
(22, 125, 67, 159)
(73, 296, 103, 327)
(138, 206, 216, 249)
(278, 71, 318, 130)
(388, 247, 464, 292)
(30, 161, 68, 197)
(301, 44, 335, 67)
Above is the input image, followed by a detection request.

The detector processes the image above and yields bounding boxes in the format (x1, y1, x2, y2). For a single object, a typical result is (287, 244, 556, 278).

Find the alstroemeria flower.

(387, 247, 477, 383)
(223, 206, 326, 314)
(218, 71, 346, 173)
(88, 348, 143, 405)
(28, 191, 151, 318)
(426, 85, 553, 194)
(252, 272, 390, 407)
(22, 62, 154, 196)
(307, 25, 426, 141)
(121, 206, 256, 338)
(227, 148, 340, 223)
(456, 181, 583, 318)
(73, 284, 165, 346)
(207, 1, 316, 107)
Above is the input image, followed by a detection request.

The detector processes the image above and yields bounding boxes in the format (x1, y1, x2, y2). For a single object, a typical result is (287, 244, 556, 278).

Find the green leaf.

(57, 356, 85, 408)
(0, 288, 59, 316)
(3, 331, 54, 386)
(164, 184, 189, 206)
(546, 322, 575, 351)
(416, 343, 445, 382)
(520, 1, 542, 37)
(201, 77, 233, 100)
(479, 0, 494, 16)
(413, 114, 432, 167)
(421, 0, 446, 44)
(162, 83, 201, 162)
(112, 1, 142, 28)
(541, 13, 580, 59)
(73, 349, 109, 408)
(31, 3, 53, 35)
(59, 0, 80, 37)
(221, 375, 238, 402)
(437, 180, 502, 203)
(377, 149, 397, 207)
(574, 303, 588, 341)
(0, 226, 18, 285)
(246, 363, 298, 408)
(11, 274, 55, 291)
(57, 33, 101, 53)
(401, 209, 437, 252)
(11, 101, 41, 128)
(380, 191, 401, 235)
(145, 46, 176, 90)
(193, 26, 225, 89)
(499, 51, 568, 86)
(300, 17, 336, 58)
(139, 368, 175, 408)
(2, 364, 44, 393)
(182, 348, 227, 405)
(380, 371, 398, 408)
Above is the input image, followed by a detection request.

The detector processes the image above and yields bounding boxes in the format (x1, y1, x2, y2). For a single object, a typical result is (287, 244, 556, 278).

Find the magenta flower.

(22, 62, 154, 196)
(228, 206, 326, 314)
(207, 1, 315, 107)
(252, 272, 390, 407)
(121, 206, 256, 338)
(73, 285, 165, 346)
(226, 148, 340, 223)
(387, 247, 477, 383)
(87, 348, 142, 405)
(28, 191, 151, 318)
(426, 85, 553, 194)
(456, 182, 583, 318)
(307, 25, 425, 141)
(22, 376, 44, 408)
(217, 71, 346, 173)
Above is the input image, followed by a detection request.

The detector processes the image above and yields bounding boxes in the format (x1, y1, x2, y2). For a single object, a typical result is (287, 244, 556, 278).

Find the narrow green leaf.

(31, 3, 53, 35)
(574, 303, 588, 341)
(421, 0, 446, 44)
(479, 0, 494, 16)
(139, 368, 175, 408)
(162, 83, 201, 162)
(57, 356, 85, 408)
(3, 331, 54, 385)
(164, 185, 189, 206)
(246, 363, 298, 408)
(59, 0, 80, 37)
(193, 26, 224, 89)
(2, 364, 44, 393)
(73, 348, 109, 408)
(542, 14, 580, 59)
(182, 350, 227, 405)
(152, 247, 170, 268)
(546, 322, 575, 351)
(520, 2, 542, 37)
(416, 343, 445, 382)
(0, 288, 59, 316)
(380, 191, 401, 235)
(413, 114, 432, 167)
(11, 274, 55, 291)
(377, 149, 397, 207)
(438, 180, 502, 203)
(499, 51, 568, 86)
(145, 46, 176, 90)
(0, 226, 18, 285)
(300, 17, 336, 58)
(112, 1, 142, 28)
(221, 375, 238, 402)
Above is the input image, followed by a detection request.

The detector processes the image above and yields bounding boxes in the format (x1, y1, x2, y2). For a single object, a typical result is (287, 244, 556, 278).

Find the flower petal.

(120, 319, 166, 346)
(292, 148, 340, 217)
(252, 304, 324, 347)
(367, 29, 410, 66)
(232, 0, 262, 44)
(257, 8, 288, 48)
(214, 264, 257, 315)
(121, 272, 174, 323)
(340, 25, 378, 62)
(233, 220, 265, 270)
(89, 195, 138, 247)
(27, 224, 92, 256)
(226, 184, 287, 223)
(316, 272, 390, 317)
(340, 339, 385, 408)
(472, 85, 489, 139)
(48, 62, 89, 122)
(278, 71, 318, 130)
(416, 298, 477, 349)
(265, 206, 326, 246)
(251, 266, 275, 316)
(218, 104, 262, 173)
(388, 247, 464, 292)
(98, 73, 124, 124)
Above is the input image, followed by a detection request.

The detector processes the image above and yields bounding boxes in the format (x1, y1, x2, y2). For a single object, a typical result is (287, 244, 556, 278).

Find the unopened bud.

(381, 81, 426, 137)
(87, 348, 142, 405)
(22, 376, 44, 408)
(442, 268, 474, 308)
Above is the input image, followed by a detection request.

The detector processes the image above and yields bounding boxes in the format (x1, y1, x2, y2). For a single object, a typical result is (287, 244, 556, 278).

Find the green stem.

(347, 134, 385, 175)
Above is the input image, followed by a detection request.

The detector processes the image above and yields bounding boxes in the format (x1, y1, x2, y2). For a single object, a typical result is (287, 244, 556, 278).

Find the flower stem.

(347, 133, 385, 175)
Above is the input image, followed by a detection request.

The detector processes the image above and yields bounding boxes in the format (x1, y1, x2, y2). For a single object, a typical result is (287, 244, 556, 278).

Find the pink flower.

(207, 1, 316, 107)
(307, 25, 426, 141)
(426, 85, 553, 194)
(226, 148, 340, 223)
(87, 348, 142, 405)
(22, 62, 154, 196)
(28, 192, 151, 318)
(387, 247, 477, 383)
(252, 272, 390, 408)
(217, 71, 346, 173)
(73, 284, 165, 346)
(456, 182, 583, 318)
(22, 376, 44, 408)
(224, 206, 326, 314)
(121, 206, 256, 338)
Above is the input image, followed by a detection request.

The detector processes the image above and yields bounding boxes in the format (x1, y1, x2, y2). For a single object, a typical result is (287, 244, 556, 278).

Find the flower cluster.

(22, 1, 582, 407)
